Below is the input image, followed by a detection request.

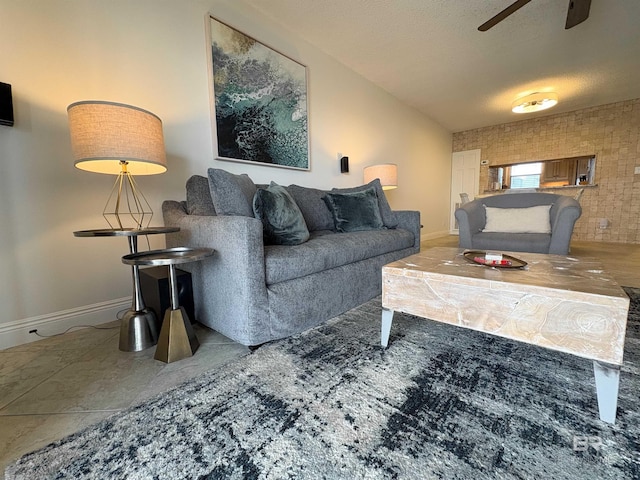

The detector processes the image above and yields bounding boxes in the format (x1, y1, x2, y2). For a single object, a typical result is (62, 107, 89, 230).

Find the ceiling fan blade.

(478, 0, 532, 32)
(565, 0, 591, 29)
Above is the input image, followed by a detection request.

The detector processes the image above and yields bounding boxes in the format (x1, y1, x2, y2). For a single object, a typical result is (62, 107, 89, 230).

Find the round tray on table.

(463, 250, 527, 269)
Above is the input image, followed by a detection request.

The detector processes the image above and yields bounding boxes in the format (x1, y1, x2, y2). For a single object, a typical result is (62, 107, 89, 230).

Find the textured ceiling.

(245, 0, 640, 132)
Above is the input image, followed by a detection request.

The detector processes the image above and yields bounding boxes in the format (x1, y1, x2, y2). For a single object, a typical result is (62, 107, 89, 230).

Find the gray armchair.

(455, 192, 581, 255)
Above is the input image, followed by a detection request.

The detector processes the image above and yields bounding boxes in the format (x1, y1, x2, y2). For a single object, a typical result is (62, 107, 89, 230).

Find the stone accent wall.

(453, 98, 640, 244)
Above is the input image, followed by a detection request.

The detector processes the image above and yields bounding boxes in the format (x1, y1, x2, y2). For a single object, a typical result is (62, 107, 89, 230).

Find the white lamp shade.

(67, 101, 167, 175)
(363, 163, 398, 190)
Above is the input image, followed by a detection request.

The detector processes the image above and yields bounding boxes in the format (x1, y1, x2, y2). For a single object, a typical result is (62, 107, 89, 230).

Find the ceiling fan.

(478, 0, 591, 31)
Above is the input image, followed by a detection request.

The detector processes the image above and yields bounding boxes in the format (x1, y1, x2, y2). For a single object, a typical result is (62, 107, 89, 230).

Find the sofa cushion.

(253, 182, 310, 246)
(186, 175, 216, 216)
(323, 187, 385, 232)
(207, 168, 257, 216)
(263, 228, 415, 285)
(483, 204, 552, 234)
(286, 184, 334, 232)
(332, 179, 399, 228)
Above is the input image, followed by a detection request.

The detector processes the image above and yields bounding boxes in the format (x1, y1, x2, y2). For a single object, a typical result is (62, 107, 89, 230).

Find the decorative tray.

(463, 250, 527, 269)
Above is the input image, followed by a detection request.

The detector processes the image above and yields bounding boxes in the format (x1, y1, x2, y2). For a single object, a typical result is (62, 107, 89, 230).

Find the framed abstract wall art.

(208, 16, 310, 170)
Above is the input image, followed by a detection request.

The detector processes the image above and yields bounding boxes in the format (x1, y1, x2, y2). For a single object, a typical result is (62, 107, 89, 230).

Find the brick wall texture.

(452, 98, 640, 243)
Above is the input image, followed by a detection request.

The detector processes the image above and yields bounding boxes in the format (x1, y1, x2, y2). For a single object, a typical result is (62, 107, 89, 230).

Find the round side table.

(122, 247, 214, 363)
(73, 227, 180, 352)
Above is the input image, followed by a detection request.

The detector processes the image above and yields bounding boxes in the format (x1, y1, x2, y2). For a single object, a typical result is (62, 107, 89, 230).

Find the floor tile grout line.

(0, 361, 78, 414)
(0, 330, 124, 415)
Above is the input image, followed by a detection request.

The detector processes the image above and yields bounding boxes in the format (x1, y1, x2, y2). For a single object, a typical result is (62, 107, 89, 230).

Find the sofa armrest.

(162, 200, 269, 344)
(455, 200, 486, 248)
(394, 210, 421, 251)
(549, 196, 582, 255)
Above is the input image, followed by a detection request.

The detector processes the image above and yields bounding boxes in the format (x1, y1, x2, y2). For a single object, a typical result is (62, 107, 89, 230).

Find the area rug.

(6, 288, 640, 479)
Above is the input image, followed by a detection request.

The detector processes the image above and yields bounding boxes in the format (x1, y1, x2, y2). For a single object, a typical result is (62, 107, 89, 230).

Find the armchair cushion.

(483, 204, 552, 234)
(253, 182, 310, 245)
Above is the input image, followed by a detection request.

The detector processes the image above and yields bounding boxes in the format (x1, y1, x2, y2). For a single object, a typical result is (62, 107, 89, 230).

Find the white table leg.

(593, 361, 621, 424)
(381, 308, 394, 348)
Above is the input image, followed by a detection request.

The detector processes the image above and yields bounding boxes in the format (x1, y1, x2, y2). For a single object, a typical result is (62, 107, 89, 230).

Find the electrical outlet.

(634, 166, 640, 175)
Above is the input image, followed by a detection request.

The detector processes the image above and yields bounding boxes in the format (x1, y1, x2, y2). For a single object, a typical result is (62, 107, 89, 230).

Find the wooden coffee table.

(381, 247, 630, 424)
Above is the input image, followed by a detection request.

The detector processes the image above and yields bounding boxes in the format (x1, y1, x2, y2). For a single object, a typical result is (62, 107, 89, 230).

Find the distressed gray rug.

(6, 288, 640, 479)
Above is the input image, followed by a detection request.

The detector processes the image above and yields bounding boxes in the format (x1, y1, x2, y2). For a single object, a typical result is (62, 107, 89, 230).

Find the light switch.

(634, 166, 640, 175)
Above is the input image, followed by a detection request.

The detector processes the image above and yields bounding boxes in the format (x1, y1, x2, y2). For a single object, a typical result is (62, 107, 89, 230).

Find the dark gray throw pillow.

(207, 168, 257, 217)
(253, 182, 310, 245)
(323, 186, 385, 233)
(332, 178, 399, 228)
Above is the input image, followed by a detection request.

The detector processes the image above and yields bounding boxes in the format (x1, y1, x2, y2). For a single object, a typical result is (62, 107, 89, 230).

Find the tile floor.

(1, 238, 638, 477)
(0, 321, 249, 477)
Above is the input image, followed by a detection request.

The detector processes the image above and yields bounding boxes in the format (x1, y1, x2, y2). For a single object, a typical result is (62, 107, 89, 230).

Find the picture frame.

(207, 16, 310, 171)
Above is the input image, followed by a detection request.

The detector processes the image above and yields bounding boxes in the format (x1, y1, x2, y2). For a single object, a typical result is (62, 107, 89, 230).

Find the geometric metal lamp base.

(119, 308, 158, 352)
(154, 307, 200, 363)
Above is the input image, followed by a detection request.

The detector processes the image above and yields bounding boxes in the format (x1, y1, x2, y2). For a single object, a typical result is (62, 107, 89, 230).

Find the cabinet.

(541, 159, 578, 185)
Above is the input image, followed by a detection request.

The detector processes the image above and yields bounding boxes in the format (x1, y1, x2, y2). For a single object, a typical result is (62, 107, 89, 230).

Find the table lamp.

(67, 100, 167, 229)
(363, 163, 398, 190)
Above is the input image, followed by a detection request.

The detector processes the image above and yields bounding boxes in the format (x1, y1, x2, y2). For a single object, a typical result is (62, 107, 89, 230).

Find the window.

(509, 162, 542, 189)
(488, 155, 596, 191)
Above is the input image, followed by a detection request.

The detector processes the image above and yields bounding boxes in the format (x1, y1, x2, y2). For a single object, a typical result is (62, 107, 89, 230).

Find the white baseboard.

(0, 297, 131, 351)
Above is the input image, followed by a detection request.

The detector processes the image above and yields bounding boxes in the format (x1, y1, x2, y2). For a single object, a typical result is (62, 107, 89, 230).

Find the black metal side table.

(73, 227, 179, 352)
(122, 247, 214, 363)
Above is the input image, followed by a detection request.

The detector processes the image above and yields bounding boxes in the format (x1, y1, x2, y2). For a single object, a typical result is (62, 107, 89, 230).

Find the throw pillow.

(186, 175, 216, 216)
(253, 182, 310, 245)
(286, 184, 334, 231)
(323, 186, 385, 233)
(483, 204, 552, 234)
(332, 179, 399, 228)
(207, 168, 257, 217)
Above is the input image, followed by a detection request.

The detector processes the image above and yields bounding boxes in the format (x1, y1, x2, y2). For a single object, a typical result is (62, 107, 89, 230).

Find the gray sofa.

(162, 170, 420, 346)
(455, 192, 581, 255)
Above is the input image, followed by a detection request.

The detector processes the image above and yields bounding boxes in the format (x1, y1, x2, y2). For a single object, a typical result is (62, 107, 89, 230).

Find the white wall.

(0, 0, 452, 348)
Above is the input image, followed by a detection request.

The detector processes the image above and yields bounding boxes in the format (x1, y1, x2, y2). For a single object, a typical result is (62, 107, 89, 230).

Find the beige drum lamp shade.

(363, 163, 398, 190)
(67, 100, 167, 229)
(68, 101, 167, 175)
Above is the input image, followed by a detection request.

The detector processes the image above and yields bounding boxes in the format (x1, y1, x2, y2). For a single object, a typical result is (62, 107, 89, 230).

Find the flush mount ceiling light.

(511, 92, 559, 114)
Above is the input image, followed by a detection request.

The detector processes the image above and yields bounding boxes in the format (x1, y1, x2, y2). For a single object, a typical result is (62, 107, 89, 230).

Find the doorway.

(450, 149, 480, 233)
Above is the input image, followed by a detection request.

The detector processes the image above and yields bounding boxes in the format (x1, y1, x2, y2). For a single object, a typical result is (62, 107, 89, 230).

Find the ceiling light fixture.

(511, 92, 558, 114)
